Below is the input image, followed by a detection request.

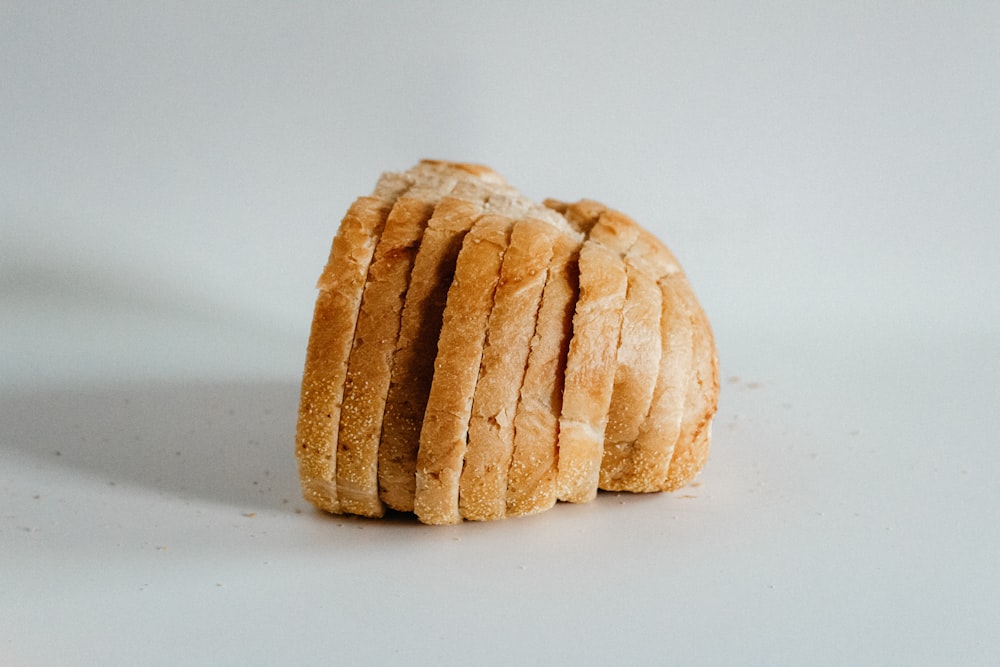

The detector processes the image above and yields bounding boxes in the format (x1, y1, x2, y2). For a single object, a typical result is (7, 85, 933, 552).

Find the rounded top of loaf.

(418, 159, 508, 186)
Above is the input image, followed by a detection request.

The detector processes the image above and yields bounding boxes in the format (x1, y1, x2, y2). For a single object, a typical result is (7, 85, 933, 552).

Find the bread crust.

(414, 214, 512, 525)
(296, 173, 411, 513)
(418, 159, 507, 185)
(593, 207, 673, 491)
(506, 231, 581, 516)
(460, 219, 560, 521)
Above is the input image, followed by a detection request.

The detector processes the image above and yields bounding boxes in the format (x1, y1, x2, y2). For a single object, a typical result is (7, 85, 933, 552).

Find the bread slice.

(414, 211, 515, 525)
(505, 231, 581, 516)
(459, 218, 562, 521)
(295, 171, 413, 513)
(378, 190, 494, 512)
(336, 167, 474, 518)
(555, 234, 629, 503)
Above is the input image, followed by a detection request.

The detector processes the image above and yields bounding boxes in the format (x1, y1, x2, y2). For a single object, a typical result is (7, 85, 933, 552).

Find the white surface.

(2, 3, 999, 665)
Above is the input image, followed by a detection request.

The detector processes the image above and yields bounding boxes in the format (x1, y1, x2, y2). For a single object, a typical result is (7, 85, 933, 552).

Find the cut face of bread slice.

(378, 193, 492, 512)
(506, 231, 581, 517)
(414, 213, 514, 525)
(336, 161, 508, 518)
(336, 172, 467, 518)
(460, 218, 561, 521)
(296, 172, 413, 513)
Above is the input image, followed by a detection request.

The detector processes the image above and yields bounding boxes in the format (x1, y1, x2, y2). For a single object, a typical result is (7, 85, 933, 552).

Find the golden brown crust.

(337, 165, 500, 517)
(414, 214, 512, 525)
(296, 189, 404, 513)
(460, 219, 560, 521)
(544, 198, 603, 236)
(591, 208, 675, 491)
(418, 159, 506, 185)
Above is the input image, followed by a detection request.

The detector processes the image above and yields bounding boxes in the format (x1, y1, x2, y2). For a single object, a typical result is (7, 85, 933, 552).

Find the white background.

(2, 2, 998, 665)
